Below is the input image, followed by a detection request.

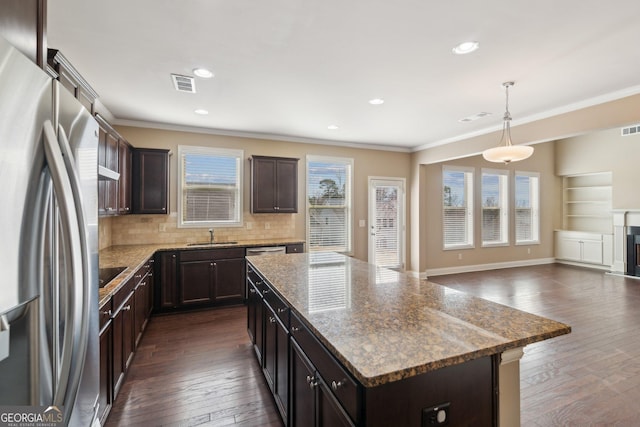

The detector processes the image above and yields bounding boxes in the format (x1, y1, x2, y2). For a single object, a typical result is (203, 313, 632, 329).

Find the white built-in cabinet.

(556, 172, 613, 268)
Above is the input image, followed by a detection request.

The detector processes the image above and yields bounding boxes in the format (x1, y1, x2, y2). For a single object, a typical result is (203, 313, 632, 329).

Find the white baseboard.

(554, 259, 612, 272)
(423, 257, 556, 278)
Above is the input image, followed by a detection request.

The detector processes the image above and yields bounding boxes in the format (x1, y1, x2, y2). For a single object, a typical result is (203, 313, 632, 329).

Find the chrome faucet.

(209, 228, 214, 244)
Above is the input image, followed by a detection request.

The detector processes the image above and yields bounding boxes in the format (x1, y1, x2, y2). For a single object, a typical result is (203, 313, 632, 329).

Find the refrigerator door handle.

(42, 120, 86, 424)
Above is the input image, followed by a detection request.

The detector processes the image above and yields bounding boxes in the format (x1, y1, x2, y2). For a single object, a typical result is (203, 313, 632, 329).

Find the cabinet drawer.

(286, 243, 304, 254)
(181, 248, 245, 262)
(112, 276, 135, 310)
(290, 312, 359, 423)
(99, 299, 113, 331)
(247, 264, 264, 288)
(264, 286, 289, 327)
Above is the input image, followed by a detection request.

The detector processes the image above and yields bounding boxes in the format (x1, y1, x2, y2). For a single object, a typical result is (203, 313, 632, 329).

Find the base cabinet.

(555, 230, 613, 267)
(155, 248, 246, 312)
(247, 262, 497, 427)
(97, 303, 113, 425)
(101, 257, 155, 422)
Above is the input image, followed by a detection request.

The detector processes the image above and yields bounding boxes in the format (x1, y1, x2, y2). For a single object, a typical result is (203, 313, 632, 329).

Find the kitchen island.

(246, 252, 571, 426)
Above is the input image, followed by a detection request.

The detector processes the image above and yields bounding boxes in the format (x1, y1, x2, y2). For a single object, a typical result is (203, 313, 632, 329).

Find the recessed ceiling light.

(194, 109, 209, 115)
(369, 98, 385, 105)
(193, 68, 214, 78)
(327, 124, 339, 130)
(452, 41, 479, 55)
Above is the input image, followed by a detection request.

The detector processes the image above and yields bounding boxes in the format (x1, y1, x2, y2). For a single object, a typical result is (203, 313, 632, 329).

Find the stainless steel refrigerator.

(0, 35, 100, 426)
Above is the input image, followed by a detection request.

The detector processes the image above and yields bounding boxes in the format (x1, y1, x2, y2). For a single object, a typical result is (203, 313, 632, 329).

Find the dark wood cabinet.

(290, 338, 351, 426)
(132, 148, 169, 214)
(290, 339, 316, 427)
(111, 287, 134, 399)
(263, 301, 289, 422)
(96, 116, 120, 216)
(118, 140, 132, 215)
(286, 243, 304, 254)
(133, 260, 153, 347)
(156, 251, 178, 309)
(179, 252, 215, 305)
(156, 248, 245, 312)
(251, 156, 298, 213)
(214, 257, 245, 302)
(0, 0, 47, 67)
(47, 49, 98, 113)
(98, 301, 113, 425)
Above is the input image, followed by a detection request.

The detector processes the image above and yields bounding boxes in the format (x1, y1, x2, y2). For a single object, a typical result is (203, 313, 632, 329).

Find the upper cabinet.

(251, 156, 299, 213)
(0, 0, 47, 67)
(47, 49, 98, 114)
(132, 148, 170, 214)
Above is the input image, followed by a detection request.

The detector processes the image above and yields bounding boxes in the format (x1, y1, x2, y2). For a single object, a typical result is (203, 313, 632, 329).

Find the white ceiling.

(47, 0, 640, 152)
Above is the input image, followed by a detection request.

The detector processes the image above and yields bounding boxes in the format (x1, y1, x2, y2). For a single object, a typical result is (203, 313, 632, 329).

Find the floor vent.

(171, 74, 196, 93)
(621, 124, 640, 136)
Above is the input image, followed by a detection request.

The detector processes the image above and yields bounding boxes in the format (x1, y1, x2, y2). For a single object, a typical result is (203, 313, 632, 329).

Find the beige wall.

(110, 125, 412, 263)
(409, 93, 640, 274)
(420, 142, 560, 273)
(555, 127, 640, 209)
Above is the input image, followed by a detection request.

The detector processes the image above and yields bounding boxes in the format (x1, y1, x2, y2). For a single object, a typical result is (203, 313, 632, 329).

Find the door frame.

(368, 176, 406, 269)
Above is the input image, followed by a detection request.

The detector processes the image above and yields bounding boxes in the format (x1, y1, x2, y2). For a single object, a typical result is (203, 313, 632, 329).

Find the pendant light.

(482, 82, 534, 163)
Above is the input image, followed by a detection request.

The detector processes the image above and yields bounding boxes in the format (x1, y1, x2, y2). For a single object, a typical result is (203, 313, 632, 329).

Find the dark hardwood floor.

(432, 263, 640, 426)
(105, 307, 283, 427)
(107, 264, 640, 426)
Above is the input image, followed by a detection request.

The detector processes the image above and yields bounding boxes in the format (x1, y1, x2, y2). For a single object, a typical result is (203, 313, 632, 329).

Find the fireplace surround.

(612, 210, 640, 276)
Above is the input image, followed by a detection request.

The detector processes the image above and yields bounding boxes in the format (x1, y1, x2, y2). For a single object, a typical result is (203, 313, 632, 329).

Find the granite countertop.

(98, 239, 304, 307)
(246, 252, 571, 388)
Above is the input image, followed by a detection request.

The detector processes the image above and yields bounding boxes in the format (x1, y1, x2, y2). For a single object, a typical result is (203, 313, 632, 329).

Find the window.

(442, 166, 474, 249)
(515, 171, 540, 244)
(178, 146, 243, 227)
(307, 156, 353, 253)
(481, 169, 509, 246)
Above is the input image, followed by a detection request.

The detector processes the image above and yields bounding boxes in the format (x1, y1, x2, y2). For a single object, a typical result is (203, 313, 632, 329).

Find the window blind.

(515, 173, 540, 243)
(481, 170, 508, 246)
(178, 147, 243, 226)
(307, 157, 352, 252)
(443, 166, 474, 248)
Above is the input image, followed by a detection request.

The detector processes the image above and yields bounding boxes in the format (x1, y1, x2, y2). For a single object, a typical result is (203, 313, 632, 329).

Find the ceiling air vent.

(621, 124, 640, 136)
(171, 74, 196, 93)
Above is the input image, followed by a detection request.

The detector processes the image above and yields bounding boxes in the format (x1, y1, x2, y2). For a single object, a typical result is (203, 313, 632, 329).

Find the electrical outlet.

(246, 222, 253, 230)
(159, 223, 167, 232)
(422, 402, 450, 426)
(359, 219, 366, 227)
(458, 253, 462, 260)
(527, 247, 531, 254)
(265, 222, 270, 230)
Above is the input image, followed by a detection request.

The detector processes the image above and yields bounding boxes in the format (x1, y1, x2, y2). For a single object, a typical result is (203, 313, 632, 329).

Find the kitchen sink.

(187, 241, 238, 247)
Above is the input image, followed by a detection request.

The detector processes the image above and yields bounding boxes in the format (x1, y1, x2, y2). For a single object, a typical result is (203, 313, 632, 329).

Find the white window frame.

(306, 155, 354, 254)
(442, 165, 474, 250)
(515, 171, 540, 245)
(481, 168, 509, 247)
(177, 145, 244, 228)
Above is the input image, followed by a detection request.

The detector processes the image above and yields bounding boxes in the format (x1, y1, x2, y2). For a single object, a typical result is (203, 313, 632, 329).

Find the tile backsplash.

(102, 212, 298, 246)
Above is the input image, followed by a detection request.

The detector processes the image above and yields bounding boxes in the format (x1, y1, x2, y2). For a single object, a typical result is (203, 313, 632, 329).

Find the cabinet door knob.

(331, 379, 346, 390)
(269, 316, 276, 323)
(102, 309, 112, 316)
(262, 289, 270, 294)
(249, 288, 256, 294)
(123, 305, 131, 311)
(277, 307, 287, 313)
(291, 326, 300, 332)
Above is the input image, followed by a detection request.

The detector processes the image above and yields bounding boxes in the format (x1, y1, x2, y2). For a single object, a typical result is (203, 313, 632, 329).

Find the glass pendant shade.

(482, 82, 534, 164)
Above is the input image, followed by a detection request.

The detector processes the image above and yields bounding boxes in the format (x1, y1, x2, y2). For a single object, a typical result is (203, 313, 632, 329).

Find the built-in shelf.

(562, 172, 612, 233)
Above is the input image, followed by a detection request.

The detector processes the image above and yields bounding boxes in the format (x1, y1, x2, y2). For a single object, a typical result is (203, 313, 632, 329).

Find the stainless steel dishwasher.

(246, 246, 287, 256)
